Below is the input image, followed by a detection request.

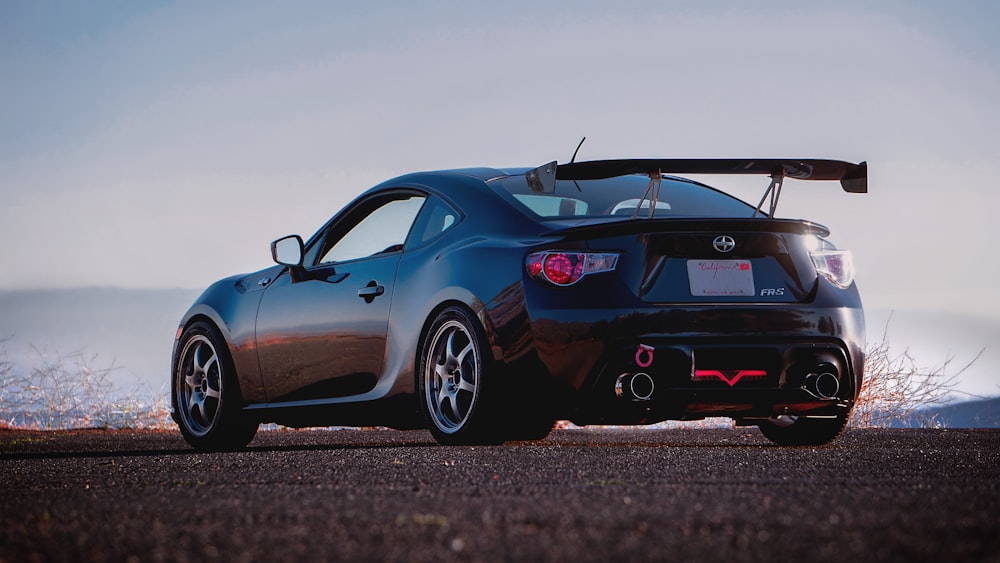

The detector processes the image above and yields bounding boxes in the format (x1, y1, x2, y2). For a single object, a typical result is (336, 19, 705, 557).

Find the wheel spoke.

(189, 392, 205, 422)
(457, 377, 476, 394)
(437, 384, 451, 409)
(203, 353, 218, 376)
(434, 362, 450, 383)
(192, 343, 206, 373)
(445, 394, 463, 423)
(455, 341, 474, 367)
(445, 331, 460, 363)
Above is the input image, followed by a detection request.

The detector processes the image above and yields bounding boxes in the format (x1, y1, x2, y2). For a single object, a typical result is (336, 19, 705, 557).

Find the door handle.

(358, 281, 385, 303)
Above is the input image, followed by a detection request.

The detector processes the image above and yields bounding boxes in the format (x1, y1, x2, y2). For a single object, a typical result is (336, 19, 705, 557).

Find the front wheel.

(757, 410, 851, 446)
(418, 307, 501, 445)
(173, 321, 258, 451)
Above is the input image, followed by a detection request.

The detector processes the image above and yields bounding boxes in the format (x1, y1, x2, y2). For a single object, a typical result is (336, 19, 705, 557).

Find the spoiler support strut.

(633, 170, 664, 219)
(753, 174, 785, 218)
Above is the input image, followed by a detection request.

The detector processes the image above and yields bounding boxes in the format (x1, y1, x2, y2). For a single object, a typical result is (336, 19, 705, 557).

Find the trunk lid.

(545, 218, 824, 304)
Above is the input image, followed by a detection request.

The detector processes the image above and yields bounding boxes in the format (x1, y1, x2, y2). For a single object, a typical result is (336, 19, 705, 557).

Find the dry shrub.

(851, 319, 982, 428)
(0, 344, 171, 430)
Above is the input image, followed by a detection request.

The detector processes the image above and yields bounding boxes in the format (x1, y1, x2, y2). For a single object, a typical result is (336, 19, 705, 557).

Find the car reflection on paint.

(171, 157, 867, 450)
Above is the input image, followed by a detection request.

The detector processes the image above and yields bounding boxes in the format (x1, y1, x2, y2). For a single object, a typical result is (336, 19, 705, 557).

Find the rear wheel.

(418, 307, 501, 445)
(173, 321, 258, 451)
(506, 416, 557, 442)
(757, 410, 851, 446)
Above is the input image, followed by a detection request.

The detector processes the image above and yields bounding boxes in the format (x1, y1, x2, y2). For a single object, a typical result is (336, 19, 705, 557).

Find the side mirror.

(271, 235, 304, 268)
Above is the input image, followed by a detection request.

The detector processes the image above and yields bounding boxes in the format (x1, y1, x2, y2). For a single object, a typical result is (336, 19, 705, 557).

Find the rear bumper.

(523, 303, 865, 424)
(576, 337, 857, 424)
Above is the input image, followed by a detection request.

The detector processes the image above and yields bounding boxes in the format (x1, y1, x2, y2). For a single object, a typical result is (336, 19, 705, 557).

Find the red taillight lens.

(526, 254, 544, 277)
(526, 251, 619, 286)
(544, 253, 582, 285)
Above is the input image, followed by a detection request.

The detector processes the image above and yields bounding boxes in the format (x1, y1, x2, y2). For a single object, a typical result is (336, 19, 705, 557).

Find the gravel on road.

(2, 427, 998, 562)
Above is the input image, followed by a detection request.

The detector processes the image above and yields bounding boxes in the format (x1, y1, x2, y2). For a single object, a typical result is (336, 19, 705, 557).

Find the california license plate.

(687, 260, 755, 296)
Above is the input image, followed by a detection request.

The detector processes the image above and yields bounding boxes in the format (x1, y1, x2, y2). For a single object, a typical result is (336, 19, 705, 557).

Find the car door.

(255, 191, 427, 404)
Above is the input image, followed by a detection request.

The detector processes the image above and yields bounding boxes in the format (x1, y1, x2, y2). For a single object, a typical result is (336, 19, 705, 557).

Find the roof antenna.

(568, 137, 587, 192)
(570, 136, 586, 163)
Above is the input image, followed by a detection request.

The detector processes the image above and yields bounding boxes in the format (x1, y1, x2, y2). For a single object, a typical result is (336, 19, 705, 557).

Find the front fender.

(173, 270, 274, 404)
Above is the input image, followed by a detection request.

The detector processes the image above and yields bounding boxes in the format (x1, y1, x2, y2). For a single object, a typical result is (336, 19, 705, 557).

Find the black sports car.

(171, 157, 867, 450)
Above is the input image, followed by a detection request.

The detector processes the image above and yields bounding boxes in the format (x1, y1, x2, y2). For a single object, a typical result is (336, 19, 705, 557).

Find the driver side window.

(316, 194, 426, 265)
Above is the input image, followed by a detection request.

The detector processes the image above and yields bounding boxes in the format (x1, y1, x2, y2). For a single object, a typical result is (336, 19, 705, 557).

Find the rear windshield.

(491, 175, 757, 220)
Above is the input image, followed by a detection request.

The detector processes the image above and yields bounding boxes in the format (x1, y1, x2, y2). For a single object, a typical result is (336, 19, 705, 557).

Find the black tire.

(505, 416, 557, 442)
(418, 306, 502, 445)
(173, 321, 258, 451)
(757, 410, 851, 446)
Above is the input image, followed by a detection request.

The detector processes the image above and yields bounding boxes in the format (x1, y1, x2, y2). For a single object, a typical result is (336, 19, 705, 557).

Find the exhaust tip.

(803, 371, 840, 399)
(616, 372, 654, 401)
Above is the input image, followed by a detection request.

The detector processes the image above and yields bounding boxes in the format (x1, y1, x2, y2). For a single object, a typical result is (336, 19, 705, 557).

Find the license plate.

(687, 260, 755, 296)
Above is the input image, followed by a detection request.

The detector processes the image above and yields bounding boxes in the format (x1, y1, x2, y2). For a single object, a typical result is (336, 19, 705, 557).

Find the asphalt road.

(1, 427, 998, 562)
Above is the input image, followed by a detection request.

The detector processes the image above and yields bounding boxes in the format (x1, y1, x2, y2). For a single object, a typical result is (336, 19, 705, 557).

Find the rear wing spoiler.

(552, 159, 867, 193)
(525, 158, 867, 218)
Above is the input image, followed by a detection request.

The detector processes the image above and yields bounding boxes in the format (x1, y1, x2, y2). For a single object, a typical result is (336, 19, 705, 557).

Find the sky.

(1, 2, 999, 396)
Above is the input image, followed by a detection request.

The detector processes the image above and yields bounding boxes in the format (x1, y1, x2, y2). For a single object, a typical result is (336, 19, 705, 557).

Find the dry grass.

(0, 344, 171, 430)
(851, 318, 983, 428)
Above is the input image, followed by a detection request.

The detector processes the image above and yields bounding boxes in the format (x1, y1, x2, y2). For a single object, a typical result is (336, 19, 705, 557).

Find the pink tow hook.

(635, 344, 654, 368)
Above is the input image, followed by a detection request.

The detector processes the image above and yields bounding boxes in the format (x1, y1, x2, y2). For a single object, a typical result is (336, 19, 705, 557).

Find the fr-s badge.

(760, 288, 785, 297)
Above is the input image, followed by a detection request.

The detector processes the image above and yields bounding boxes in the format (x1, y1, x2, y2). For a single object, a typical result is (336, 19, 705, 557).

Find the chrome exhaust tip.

(615, 372, 655, 402)
(803, 371, 840, 399)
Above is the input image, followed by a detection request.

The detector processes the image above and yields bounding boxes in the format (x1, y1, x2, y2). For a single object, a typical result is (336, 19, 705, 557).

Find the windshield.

(490, 175, 757, 220)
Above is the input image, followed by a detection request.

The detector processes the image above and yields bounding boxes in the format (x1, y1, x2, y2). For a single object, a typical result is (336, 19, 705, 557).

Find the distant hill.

(894, 397, 1000, 429)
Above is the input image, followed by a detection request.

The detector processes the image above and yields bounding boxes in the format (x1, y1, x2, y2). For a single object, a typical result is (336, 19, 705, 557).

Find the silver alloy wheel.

(177, 334, 223, 437)
(424, 319, 480, 434)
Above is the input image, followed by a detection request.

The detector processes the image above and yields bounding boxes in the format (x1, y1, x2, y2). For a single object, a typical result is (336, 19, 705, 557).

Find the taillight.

(526, 251, 619, 286)
(810, 249, 855, 289)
